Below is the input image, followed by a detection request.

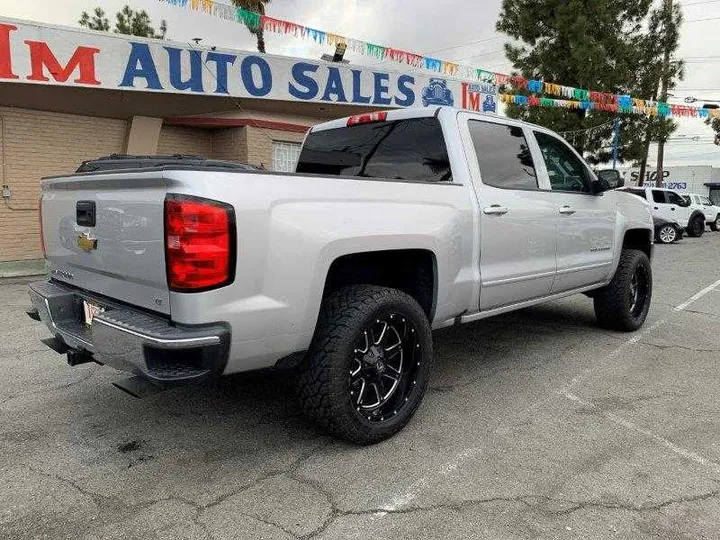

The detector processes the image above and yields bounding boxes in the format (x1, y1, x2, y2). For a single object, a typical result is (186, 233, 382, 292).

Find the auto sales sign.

(0, 18, 498, 113)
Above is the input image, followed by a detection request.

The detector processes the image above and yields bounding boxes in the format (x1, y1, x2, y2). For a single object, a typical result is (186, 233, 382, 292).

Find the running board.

(112, 376, 167, 399)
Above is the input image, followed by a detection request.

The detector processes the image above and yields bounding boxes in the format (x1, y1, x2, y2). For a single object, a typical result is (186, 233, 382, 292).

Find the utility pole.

(655, 0, 673, 187)
(611, 118, 621, 169)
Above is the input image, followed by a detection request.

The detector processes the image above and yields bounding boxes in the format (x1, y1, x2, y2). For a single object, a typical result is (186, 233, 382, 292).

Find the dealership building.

(0, 17, 498, 265)
(618, 166, 720, 203)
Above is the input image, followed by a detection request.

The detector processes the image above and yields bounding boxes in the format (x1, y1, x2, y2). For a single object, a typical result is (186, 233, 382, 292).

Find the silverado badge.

(76, 232, 98, 252)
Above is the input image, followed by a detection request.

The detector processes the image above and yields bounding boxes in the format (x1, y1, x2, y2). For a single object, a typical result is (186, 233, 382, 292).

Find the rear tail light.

(39, 194, 45, 257)
(164, 195, 235, 292)
(347, 111, 388, 127)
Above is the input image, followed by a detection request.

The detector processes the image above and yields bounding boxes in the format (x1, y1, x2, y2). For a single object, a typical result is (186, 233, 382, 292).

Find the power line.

(424, 35, 504, 56)
(685, 15, 720, 22)
(681, 0, 720, 6)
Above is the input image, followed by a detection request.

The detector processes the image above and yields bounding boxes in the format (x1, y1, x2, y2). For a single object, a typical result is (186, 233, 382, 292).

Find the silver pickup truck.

(28, 107, 654, 443)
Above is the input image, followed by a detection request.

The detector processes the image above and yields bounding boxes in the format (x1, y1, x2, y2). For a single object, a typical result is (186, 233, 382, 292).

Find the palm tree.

(231, 0, 271, 53)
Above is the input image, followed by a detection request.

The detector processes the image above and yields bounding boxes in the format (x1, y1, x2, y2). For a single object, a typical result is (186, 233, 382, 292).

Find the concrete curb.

(0, 260, 45, 279)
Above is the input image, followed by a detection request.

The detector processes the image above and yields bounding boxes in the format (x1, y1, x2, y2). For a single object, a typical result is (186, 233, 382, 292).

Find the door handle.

(671, 207, 676, 211)
(559, 206, 576, 215)
(483, 205, 508, 216)
(654, 207, 659, 210)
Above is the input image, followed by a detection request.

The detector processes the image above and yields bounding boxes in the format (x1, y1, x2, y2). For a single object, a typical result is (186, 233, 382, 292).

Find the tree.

(79, 5, 167, 39)
(496, 0, 681, 168)
(231, 0, 271, 53)
(636, 1, 684, 185)
(79, 7, 110, 32)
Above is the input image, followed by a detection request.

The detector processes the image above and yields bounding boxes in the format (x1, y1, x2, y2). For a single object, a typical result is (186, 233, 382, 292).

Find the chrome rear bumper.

(28, 280, 230, 384)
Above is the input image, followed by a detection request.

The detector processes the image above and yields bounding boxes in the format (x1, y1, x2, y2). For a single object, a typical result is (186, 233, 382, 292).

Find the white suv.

(684, 193, 720, 232)
(619, 187, 707, 237)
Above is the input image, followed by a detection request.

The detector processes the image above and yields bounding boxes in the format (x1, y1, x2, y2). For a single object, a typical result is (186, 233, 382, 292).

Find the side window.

(534, 132, 591, 193)
(701, 196, 713, 206)
(468, 120, 537, 190)
(667, 192, 685, 206)
(651, 190, 668, 204)
(629, 189, 647, 200)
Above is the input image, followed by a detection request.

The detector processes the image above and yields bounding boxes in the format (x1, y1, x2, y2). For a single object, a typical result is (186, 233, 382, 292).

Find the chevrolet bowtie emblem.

(77, 232, 98, 252)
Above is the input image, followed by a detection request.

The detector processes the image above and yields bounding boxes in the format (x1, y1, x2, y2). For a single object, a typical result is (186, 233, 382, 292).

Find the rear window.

(296, 118, 452, 183)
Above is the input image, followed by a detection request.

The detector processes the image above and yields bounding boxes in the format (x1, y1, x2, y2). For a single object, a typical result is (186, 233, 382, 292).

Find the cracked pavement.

(2, 233, 720, 539)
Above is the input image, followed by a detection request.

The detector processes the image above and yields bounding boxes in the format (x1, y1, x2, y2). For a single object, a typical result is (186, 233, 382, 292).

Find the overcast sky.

(2, 0, 719, 167)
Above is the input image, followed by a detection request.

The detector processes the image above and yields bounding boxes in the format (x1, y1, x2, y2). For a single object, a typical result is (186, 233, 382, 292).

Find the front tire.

(593, 249, 652, 332)
(687, 216, 705, 237)
(297, 285, 433, 444)
(657, 224, 677, 244)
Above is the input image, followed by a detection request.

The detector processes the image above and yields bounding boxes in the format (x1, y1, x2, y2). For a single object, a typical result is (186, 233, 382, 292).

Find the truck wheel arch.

(322, 249, 438, 322)
(622, 228, 653, 259)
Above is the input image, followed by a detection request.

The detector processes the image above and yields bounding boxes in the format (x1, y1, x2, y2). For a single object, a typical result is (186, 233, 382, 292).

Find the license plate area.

(83, 300, 105, 326)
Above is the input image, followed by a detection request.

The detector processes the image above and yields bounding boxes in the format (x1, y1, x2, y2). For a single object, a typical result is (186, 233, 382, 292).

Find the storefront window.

(272, 141, 302, 173)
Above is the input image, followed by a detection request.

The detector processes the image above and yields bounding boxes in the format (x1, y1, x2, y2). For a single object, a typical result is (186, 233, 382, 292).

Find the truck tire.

(593, 249, 652, 332)
(710, 216, 719, 232)
(687, 216, 705, 237)
(297, 285, 433, 444)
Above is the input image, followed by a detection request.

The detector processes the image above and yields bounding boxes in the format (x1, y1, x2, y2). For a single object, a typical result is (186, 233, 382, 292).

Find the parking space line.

(560, 392, 720, 475)
(382, 278, 720, 512)
(674, 278, 720, 312)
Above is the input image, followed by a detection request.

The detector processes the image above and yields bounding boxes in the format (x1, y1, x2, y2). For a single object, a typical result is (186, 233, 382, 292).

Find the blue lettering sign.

(119, 42, 162, 90)
(164, 47, 204, 92)
(206, 51, 236, 94)
(351, 69, 371, 104)
(289, 62, 319, 100)
(321, 67, 347, 102)
(373, 72, 392, 105)
(240, 56, 272, 97)
(395, 75, 415, 106)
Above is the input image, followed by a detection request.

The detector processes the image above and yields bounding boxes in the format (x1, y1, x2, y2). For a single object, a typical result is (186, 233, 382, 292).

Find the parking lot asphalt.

(2, 234, 720, 540)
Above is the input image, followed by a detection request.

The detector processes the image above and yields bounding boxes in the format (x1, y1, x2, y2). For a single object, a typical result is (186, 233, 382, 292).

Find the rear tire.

(297, 285, 433, 444)
(687, 216, 705, 237)
(593, 249, 652, 332)
(710, 216, 719, 232)
(657, 224, 677, 244)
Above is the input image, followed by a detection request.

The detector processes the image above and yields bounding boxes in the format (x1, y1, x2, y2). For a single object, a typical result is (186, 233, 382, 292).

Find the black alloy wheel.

(628, 264, 650, 319)
(349, 315, 422, 423)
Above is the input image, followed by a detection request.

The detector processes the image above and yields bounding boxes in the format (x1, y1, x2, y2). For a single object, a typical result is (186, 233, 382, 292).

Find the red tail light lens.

(164, 195, 235, 292)
(347, 111, 388, 126)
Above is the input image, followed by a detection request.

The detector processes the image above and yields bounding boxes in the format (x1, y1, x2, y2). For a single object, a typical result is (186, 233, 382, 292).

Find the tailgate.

(41, 172, 170, 315)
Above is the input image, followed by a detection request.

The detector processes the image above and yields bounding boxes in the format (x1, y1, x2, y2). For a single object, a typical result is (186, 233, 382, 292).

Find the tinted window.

(652, 190, 668, 204)
(534, 132, 591, 193)
(667, 191, 685, 205)
(468, 120, 537, 190)
(296, 118, 452, 183)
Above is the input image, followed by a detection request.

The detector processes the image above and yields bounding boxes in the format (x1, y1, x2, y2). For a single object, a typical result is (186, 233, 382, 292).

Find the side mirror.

(597, 169, 624, 189)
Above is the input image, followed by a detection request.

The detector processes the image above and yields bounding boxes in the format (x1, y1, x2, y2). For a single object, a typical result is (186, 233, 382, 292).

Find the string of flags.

(159, 0, 720, 120)
(499, 94, 720, 119)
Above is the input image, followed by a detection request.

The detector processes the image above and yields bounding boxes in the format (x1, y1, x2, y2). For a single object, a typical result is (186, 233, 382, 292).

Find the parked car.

(28, 107, 654, 444)
(682, 193, 720, 232)
(618, 186, 707, 237)
(653, 216, 684, 244)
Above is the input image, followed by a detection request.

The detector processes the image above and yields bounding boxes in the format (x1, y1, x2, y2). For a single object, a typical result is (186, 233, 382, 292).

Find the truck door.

(650, 189, 682, 225)
(460, 115, 558, 310)
(531, 131, 615, 292)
